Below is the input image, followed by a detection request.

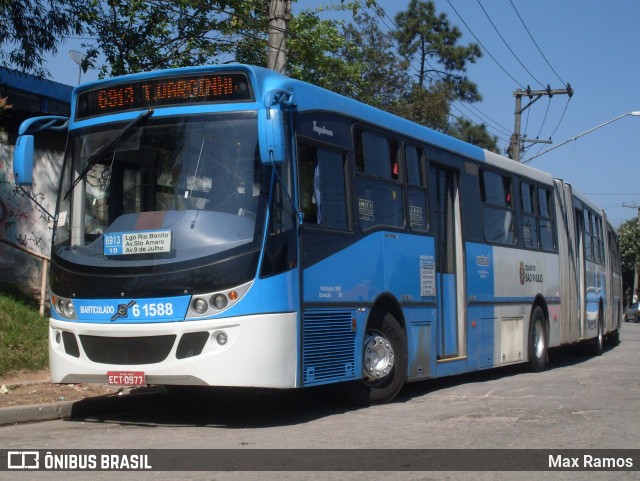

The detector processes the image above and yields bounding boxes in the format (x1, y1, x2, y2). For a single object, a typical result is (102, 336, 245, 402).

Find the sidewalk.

(0, 371, 165, 425)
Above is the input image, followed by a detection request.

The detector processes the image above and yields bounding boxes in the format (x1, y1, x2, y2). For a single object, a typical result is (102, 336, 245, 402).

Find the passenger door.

(430, 164, 466, 359)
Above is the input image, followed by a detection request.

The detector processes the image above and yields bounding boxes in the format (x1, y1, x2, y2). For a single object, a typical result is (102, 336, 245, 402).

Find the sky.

(43, 0, 640, 226)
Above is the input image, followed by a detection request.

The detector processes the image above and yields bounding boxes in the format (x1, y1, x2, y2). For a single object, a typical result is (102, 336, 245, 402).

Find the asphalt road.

(1, 322, 639, 481)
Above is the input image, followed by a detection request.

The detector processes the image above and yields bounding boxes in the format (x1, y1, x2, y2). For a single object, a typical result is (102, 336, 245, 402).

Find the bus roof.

(71, 64, 582, 195)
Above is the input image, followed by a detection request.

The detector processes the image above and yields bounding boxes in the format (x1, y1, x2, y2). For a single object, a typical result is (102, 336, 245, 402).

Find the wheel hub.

(363, 334, 394, 381)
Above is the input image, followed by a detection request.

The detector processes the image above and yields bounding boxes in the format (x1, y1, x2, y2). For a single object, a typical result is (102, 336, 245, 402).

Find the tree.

(618, 218, 640, 301)
(82, 0, 265, 78)
(337, 6, 411, 109)
(75, 0, 497, 150)
(448, 117, 499, 152)
(390, 83, 451, 132)
(393, 0, 481, 102)
(389, 0, 500, 149)
(235, 2, 361, 93)
(0, 0, 87, 77)
(618, 218, 640, 272)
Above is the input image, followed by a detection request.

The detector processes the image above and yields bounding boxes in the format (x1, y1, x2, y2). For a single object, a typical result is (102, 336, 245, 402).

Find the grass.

(0, 283, 48, 376)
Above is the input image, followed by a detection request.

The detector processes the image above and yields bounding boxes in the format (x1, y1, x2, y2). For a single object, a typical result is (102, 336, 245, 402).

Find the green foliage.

(390, 84, 451, 132)
(393, 0, 482, 102)
(448, 117, 499, 152)
(0, 0, 87, 77)
(83, 0, 263, 77)
(7, 0, 497, 151)
(286, 7, 363, 95)
(337, 5, 411, 109)
(618, 218, 640, 272)
(0, 283, 48, 376)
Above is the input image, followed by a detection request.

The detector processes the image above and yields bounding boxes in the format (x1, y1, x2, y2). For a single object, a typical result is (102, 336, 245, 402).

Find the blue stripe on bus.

(465, 242, 495, 300)
(302, 232, 437, 304)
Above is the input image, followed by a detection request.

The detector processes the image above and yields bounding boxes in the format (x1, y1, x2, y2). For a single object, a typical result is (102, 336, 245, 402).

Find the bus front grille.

(79, 334, 177, 365)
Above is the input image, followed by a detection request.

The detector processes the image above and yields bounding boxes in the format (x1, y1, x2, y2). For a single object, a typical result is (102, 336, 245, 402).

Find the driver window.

(298, 142, 348, 230)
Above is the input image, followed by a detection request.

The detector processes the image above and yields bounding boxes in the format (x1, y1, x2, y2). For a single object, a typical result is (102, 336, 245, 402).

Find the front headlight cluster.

(51, 295, 77, 320)
(188, 282, 251, 318)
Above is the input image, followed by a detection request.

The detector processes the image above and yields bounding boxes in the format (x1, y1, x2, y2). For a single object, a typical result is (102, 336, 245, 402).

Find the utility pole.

(267, 0, 292, 74)
(507, 84, 573, 162)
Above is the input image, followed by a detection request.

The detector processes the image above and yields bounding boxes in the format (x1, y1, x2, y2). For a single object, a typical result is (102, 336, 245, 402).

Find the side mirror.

(13, 134, 35, 185)
(258, 107, 285, 164)
(12, 115, 69, 186)
(258, 89, 295, 165)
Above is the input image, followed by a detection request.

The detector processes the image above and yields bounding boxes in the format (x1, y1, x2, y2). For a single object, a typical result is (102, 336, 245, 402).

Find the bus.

(12, 64, 622, 405)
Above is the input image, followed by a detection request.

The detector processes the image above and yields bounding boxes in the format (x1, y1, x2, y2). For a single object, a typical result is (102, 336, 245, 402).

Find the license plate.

(107, 371, 146, 386)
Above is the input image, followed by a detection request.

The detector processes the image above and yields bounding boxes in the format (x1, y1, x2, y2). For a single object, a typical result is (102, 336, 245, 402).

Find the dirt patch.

(0, 370, 123, 408)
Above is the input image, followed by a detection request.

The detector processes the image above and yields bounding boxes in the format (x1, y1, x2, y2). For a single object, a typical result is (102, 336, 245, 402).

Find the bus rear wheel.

(528, 306, 548, 372)
(343, 312, 407, 406)
(589, 315, 604, 356)
(606, 328, 620, 347)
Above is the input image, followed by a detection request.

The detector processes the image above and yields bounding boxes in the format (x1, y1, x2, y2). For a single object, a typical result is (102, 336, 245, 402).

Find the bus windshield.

(54, 112, 265, 268)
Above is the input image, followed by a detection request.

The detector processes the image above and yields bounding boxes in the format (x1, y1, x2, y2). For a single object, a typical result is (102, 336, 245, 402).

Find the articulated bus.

(13, 65, 622, 404)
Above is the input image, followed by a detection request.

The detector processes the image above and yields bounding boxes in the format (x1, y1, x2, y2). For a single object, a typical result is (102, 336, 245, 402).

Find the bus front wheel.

(343, 312, 407, 406)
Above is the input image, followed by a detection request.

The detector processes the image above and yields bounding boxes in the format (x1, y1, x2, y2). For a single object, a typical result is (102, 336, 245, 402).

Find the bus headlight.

(192, 298, 208, 314)
(211, 294, 228, 310)
(52, 295, 77, 320)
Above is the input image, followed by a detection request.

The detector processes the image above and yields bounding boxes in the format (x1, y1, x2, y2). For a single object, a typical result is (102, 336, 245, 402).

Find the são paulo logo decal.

(519, 261, 543, 285)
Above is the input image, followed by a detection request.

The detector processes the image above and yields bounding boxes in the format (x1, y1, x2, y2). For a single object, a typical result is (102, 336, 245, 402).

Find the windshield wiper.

(64, 109, 154, 199)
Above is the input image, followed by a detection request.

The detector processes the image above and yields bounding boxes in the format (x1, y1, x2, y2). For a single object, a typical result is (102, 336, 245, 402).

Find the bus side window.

(537, 187, 555, 251)
(298, 142, 348, 230)
(354, 128, 404, 230)
(479, 169, 516, 245)
(405, 144, 428, 232)
(520, 181, 539, 249)
(298, 143, 319, 224)
(583, 210, 603, 264)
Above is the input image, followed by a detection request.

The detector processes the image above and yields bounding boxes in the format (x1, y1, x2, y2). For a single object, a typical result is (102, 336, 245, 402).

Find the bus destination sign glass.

(76, 72, 253, 120)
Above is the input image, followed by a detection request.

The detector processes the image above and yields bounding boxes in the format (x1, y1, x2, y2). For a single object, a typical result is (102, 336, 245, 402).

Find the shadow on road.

(397, 339, 618, 403)
(68, 334, 623, 429)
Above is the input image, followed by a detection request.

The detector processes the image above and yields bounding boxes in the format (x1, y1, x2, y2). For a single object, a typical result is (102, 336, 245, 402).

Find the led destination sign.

(76, 72, 252, 120)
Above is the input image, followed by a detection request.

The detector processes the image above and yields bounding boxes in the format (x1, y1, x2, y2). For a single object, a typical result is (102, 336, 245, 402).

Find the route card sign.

(104, 230, 172, 255)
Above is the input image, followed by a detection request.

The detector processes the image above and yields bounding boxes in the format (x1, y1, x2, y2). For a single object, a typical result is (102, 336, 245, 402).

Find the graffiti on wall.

(0, 143, 62, 289)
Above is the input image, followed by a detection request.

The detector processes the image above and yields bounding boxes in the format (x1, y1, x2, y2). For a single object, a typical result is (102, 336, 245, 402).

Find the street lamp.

(524, 111, 640, 164)
(69, 50, 95, 85)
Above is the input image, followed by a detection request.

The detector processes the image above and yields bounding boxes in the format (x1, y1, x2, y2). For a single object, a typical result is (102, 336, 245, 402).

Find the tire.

(589, 315, 604, 356)
(528, 306, 548, 372)
(607, 328, 620, 347)
(343, 312, 408, 406)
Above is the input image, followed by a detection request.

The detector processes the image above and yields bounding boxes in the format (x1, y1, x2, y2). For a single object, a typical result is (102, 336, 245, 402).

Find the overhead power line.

(445, 0, 526, 89)
(508, 0, 567, 87)
(476, 0, 545, 89)
(370, 0, 514, 140)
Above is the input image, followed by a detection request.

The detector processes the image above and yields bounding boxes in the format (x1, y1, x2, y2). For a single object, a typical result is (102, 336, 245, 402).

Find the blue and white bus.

(13, 65, 622, 404)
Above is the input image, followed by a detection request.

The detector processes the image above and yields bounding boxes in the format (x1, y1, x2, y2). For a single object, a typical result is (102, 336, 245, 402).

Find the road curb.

(0, 400, 74, 425)
(0, 388, 168, 426)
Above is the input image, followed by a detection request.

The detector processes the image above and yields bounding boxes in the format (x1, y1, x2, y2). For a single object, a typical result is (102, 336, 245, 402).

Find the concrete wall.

(0, 131, 62, 296)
